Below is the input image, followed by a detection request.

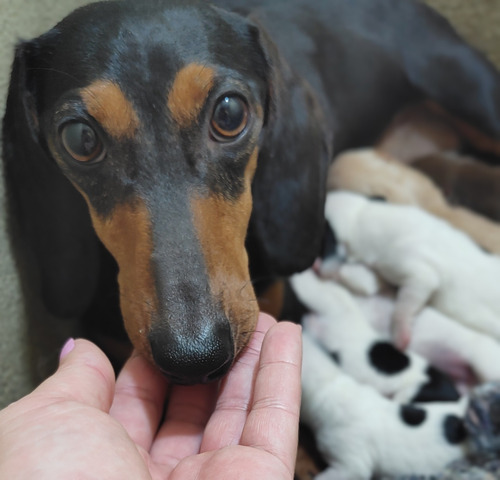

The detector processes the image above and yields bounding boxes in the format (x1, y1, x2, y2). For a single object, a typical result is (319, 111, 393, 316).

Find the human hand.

(0, 313, 302, 480)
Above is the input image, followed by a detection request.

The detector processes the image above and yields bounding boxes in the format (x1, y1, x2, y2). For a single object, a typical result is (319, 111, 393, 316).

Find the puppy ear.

(249, 25, 332, 276)
(3, 37, 100, 318)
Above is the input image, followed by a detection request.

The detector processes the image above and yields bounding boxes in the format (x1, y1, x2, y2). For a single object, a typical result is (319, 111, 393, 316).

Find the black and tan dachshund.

(4, 0, 500, 384)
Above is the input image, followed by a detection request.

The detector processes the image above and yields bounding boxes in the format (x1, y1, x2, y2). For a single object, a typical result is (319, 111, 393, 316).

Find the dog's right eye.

(60, 121, 105, 163)
(210, 95, 248, 141)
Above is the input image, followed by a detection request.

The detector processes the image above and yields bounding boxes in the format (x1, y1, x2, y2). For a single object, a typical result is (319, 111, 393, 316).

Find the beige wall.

(0, 0, 90, 407)
(425, 0, 500, 68)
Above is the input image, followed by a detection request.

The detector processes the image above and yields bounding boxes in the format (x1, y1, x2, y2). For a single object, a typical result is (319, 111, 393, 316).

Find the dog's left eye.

(211, 96, 248, 141)
(60, 121, 105, 163)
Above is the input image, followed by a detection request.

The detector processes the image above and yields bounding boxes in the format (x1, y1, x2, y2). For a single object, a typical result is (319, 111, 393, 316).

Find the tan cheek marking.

(258, 280, 285, 319)
(81, 80, 139, 139)
(168, 63, 215, 128)
(190, 149, 259, 354)
(87, 201, 156, 361)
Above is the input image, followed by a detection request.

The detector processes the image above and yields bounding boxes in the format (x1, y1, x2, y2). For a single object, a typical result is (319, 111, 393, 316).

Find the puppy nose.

(148, 321, 234, 384)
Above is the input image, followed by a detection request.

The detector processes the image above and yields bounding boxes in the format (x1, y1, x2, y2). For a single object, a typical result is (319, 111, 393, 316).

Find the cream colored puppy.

(325, 191, 500, 349)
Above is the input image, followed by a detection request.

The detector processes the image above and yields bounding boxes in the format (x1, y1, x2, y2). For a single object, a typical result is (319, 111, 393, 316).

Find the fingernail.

(59, 338, 75, 361)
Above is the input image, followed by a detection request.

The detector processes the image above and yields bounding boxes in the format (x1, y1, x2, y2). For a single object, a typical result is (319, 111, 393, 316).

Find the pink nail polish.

(59, 338, 75, 361)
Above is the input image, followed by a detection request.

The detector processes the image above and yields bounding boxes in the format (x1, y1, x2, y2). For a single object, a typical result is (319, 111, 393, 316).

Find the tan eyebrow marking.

(167, 63, 215, 128)
(81, 80, 140, 139)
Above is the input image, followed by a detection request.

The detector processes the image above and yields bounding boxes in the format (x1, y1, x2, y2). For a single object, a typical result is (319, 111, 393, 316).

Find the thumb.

(32, 338, 116, 412)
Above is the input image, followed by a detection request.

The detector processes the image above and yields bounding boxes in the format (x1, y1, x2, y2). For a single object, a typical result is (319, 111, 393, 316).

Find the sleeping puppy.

(412, 151, 500, 222)
(301, 333, 467, 480)
(290, 269, 458, 402)
(318, 261, 500, 385)
(324, 191, 500, 349)
(327, 148, 500, 255)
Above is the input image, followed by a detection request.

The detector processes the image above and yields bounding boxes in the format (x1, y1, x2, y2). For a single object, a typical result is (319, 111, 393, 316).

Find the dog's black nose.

(148, 321, 234, 384)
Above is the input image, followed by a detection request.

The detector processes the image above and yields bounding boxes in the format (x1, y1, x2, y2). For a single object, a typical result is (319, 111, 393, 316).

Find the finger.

(110, 351, 168, 452)
(240, 321, 302, 477)
(200, 313, 276, 452)
(34, 338, 116, 412)
(149, 382, 218, 468)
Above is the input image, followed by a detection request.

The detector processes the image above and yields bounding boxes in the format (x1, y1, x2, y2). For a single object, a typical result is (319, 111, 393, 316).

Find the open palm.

(0, 314, 302, 480)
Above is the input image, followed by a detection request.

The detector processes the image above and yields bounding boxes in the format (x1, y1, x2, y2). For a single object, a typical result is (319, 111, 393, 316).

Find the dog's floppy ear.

(249, 24, 332, 277)
(2, 35, 100, 318)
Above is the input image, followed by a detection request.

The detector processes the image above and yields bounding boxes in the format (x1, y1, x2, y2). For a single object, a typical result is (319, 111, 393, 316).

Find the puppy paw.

(391, 320, 412, 351)
(338, 263, 380, 296)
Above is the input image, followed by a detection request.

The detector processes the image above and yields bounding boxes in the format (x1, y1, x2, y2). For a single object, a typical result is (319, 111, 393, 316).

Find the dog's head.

(3, 1, 330, 383)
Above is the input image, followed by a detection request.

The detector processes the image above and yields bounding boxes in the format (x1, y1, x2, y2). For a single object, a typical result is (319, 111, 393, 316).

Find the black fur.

(412, 367, 460, 403)
(400, 404, 427, 427)
(444, 415, 467, 445)
(369, 341, 410, 374)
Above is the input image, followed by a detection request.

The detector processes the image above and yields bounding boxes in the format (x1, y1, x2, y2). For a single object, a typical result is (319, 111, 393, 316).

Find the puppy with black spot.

(301, 333, 467, 480)
(291, 269, 458, 403)
(324, 191, 500, 350)
(317, 261, 500, 385)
